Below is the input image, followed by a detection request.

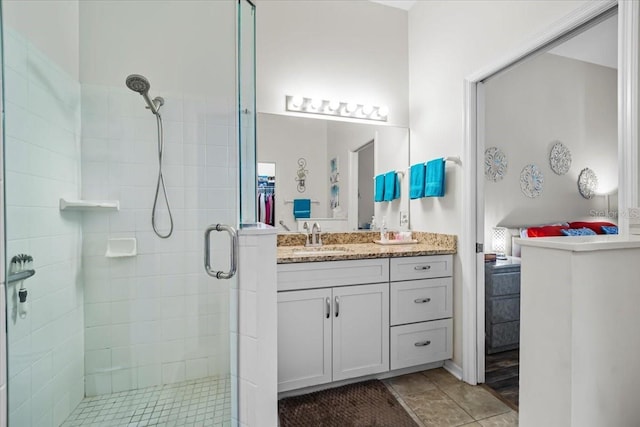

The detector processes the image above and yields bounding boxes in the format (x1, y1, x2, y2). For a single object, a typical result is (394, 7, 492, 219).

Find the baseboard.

(443, 360, 463, 380)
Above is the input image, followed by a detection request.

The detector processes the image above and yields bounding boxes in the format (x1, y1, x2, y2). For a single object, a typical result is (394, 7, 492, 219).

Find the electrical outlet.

(400, 211, 409, 226)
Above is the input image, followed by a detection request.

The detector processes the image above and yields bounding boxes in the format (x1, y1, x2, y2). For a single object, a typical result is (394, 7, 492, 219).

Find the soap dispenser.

(380, 216, 388, 242)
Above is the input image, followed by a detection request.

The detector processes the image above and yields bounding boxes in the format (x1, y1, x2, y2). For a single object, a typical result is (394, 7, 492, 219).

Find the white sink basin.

(293, 247, 348, 256)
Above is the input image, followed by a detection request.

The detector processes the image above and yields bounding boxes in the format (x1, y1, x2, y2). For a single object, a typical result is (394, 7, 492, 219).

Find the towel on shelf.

(424, 158, 445, 197)
(374, 174, 385, 202)
(383, 171, 397, 201)
(409, 163, 426, 199)
(293, 198, 311, 219)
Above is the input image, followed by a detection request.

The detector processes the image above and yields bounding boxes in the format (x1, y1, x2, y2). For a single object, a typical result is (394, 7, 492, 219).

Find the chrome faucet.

(302, 222, 310, 246)
(311, 222, 322, 247)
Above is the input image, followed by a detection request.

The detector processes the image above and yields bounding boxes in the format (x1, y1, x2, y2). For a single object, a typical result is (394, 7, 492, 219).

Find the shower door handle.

(204, 224, 238, 279)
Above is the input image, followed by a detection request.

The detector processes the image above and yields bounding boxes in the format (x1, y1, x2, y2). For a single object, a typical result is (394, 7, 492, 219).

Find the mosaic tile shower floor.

(61, 376, 231, 427)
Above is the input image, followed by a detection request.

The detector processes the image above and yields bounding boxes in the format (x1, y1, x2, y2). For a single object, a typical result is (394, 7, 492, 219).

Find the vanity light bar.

(285, 95, 388, 122)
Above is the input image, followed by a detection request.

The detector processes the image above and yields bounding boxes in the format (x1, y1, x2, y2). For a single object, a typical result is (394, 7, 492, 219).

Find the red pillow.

(568, 221, 616, 234)
(527, 225, 569, 237)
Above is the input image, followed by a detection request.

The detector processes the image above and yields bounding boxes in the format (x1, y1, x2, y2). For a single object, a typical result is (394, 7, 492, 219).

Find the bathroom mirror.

(257, 113, 409, 232)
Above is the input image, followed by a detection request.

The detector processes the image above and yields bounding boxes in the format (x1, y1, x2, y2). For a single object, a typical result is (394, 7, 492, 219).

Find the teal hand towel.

(374, 175, 385, 202)
(424, 158, 445, 197)
(383, 171, 396, 201)
(410, 163, 426, 199)
(394, 173, 401, 200)
(293, 199, 311, 219)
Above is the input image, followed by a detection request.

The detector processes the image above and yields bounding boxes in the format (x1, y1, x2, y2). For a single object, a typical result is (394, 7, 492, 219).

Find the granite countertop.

(277, 231, 457, 264)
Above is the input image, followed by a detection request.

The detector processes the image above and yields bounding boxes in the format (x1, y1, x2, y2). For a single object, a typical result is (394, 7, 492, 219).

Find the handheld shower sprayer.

(125, 74, 173, 238)
(125, 74, 164, 115)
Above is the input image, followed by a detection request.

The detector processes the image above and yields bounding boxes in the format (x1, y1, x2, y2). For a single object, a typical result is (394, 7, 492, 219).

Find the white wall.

(4, 2, 83, 424)
(78, 0, 237, 395)
(408, 0, 591, 367)
(3, 27, 84, 426)
(234, 226, 278, 427)
(79, 0, 235, 97)
(3, 0, 79, 79)
(256, 0, 409, 127)
(484, 53, 617, 243)
(257, 114, 328, 229)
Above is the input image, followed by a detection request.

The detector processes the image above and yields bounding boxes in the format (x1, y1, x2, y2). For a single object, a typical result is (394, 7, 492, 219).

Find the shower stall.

(1, 0, 256, 425)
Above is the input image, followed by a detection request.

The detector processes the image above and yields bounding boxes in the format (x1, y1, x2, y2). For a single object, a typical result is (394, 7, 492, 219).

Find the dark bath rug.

(278, 379, 419, 427)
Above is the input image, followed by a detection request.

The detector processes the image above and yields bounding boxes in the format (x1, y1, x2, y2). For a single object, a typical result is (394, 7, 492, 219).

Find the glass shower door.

(2, 0, 255, 425)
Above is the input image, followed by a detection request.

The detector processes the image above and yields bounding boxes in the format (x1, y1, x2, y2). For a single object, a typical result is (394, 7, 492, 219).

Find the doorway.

(357, 141, 375, 229)
(462, 0, 639, 388)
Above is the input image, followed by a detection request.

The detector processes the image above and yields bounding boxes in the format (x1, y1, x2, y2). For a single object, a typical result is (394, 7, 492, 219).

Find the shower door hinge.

(476, 243, 484, 253)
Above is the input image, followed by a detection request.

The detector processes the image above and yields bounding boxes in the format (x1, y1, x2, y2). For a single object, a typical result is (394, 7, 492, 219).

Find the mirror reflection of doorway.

(357, 141, 375, 229)
(258, 162, 277, 227)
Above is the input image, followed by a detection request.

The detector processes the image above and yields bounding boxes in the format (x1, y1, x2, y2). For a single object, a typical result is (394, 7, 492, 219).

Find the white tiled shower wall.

(80, 84, 237, 396)
(3, 29, 85, 426)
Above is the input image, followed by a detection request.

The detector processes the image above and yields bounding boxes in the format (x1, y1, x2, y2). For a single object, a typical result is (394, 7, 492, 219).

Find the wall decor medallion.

(578, 167, 598, 199)
(295, 158, 309, 193)
(549, 141, 572, 175)
(520, 164, 544, 198)
(484, 147, 508, 182)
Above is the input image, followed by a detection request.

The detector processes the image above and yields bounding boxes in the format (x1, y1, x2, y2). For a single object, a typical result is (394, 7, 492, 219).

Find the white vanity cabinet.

(277, 288, 332, 391)
(389, 255, 453, 370)
(277, 254, 453, 393)
(277, 259, 389, 392)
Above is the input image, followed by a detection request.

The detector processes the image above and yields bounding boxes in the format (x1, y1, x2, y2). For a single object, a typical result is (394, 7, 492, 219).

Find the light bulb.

(362, 105, 373, 116)
(291, 95, 304, 108)
(377, 105, 389, 117)
(346, 102, 358, 113)
(328, 100, 341, 111)
(310, 98, 323, 110)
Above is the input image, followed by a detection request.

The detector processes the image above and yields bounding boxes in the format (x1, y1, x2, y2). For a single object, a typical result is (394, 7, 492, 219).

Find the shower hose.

(152, 113, 174, 238)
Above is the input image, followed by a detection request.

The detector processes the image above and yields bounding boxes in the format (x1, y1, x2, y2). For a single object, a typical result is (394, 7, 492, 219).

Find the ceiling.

(548, 14, 617, 69)
(367, 1, 616, 69)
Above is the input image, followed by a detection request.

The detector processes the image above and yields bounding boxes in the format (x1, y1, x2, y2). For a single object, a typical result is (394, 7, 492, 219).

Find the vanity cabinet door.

(277, 288, 332, 392)
(332, 283, 389, 381)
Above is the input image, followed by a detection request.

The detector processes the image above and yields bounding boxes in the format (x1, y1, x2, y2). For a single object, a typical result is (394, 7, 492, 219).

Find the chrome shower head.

(125, 74, 162, 115)
(126, 74, 150, 94)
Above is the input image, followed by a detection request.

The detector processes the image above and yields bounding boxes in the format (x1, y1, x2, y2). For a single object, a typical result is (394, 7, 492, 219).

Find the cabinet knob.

(414, 298, 431, 304)
(414, 265, 431, 271)
(414, 340, 431, 347)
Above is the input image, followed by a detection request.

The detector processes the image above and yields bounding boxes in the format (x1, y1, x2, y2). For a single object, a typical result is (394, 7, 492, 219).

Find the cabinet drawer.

(488, 271, 520, 296)
(390, 255, 452, 282)
(277, 258, 389, 291)
(390, 319, 452, 370)
(490, 320, 520, 348)
(390, 278, 452, 326)
(488, 296, 520, 323)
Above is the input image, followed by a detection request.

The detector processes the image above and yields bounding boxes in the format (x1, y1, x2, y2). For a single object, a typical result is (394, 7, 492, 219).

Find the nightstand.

(485, 256, 521, 354)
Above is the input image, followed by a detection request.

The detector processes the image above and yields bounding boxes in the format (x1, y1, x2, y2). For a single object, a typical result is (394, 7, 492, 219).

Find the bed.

(486, 220, 617, 354)
(510, 220, 617, 257)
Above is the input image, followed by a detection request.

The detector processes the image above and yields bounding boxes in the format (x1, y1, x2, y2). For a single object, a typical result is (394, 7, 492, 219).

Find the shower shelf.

(59, 199, 120, 211)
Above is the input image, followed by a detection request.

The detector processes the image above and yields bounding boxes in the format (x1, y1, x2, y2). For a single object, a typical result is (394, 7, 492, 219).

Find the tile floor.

(384, 368, 518, 427)
(61, 376, 231, 427)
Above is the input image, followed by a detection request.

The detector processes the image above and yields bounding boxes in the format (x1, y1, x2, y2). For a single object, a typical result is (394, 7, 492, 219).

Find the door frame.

(461, 0, 639, 384)
(348, 136, 377, 231)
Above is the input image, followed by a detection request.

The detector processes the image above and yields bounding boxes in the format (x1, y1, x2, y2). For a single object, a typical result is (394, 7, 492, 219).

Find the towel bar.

(404, 156, 463, 172)
(284, 200, 320, 204)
